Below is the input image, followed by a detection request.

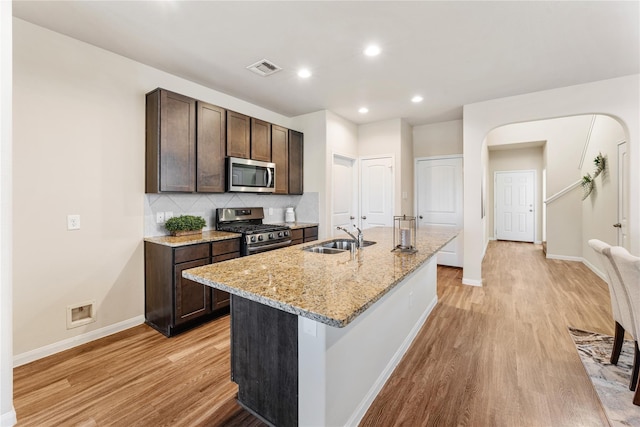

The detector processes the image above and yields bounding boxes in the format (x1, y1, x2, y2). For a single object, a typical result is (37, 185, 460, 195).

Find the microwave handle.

(266, 167, 273, 188)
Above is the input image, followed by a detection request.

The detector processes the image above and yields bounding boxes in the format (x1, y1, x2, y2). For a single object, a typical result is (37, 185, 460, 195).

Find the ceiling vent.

(246, 59, 282, 77)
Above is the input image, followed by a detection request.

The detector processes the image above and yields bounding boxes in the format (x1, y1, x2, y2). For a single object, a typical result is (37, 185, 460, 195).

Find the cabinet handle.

(613, 223, 622, 228)
(350, 216, 355, 220)
(419, 215, 423, 219)
(361, 216, 367, 220)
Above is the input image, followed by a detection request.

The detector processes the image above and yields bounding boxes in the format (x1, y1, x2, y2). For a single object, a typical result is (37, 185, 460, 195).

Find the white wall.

(400, 119, 414, 215)
(12, 18, 295, 360)
(463, 75, 640, 285)
(581, 115, 626, 269)
(1, 3, 15, 426)
(413, 119, 463, 158)
(291, 110, 327, 236)
(487, 147, 544, 243)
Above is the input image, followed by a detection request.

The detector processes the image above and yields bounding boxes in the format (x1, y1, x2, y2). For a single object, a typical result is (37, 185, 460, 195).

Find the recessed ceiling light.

(297, 68, 312, 78)
(411, 95, 424, 103)
(363, 45, 381, 57)
(358, 107, 369, 114)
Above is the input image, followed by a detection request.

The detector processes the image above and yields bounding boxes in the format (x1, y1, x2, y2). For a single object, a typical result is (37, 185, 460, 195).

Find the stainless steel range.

(216, 207, 292, 256)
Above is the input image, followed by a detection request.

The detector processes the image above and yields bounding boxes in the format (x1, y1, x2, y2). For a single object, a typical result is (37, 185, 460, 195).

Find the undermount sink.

(302, 239, 377, 254)
(322, 239, 377, 250)
(303, 246, 346, 255)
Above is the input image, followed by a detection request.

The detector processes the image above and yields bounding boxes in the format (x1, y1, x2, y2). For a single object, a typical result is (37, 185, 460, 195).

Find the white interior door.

(416, 156, 463, 267)
(617, 141, 629, 249)
(332, 155, 357, 235)
(495, 171, 535, 242)
(360, 157, 393, 229)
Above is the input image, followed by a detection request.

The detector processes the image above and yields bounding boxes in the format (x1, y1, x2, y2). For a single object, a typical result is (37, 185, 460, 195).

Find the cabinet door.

(271, 125, 289, 194)
(227, 111, 251, 159)
(251, 118, 272, 162)
(197, 102, 226, 192)
(303, 226, 318, 242)
(212, 247, 240, 310)
(146, 89, 196, 193)
(288, 130, 304, 195)
(174, 258, 212, 325)
(290, 229, 303, 246)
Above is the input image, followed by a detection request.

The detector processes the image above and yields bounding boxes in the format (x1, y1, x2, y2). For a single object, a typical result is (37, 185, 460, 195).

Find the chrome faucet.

(336, 226, 359, 248)
(353, 224, 364, 248)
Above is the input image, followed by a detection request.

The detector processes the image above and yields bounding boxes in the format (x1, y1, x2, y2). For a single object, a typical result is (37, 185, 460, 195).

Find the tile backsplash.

(144, 192, 319, 237)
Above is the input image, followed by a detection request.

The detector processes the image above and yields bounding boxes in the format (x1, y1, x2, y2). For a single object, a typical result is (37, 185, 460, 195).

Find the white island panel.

(299, 256, 437, 426)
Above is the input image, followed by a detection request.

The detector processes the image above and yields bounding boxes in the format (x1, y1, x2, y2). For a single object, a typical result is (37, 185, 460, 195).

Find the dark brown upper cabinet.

(196, 102, 226, 192)
(251, 118, 272, 162)
(226, 111, 251, 159)
(146, 89, 196, 192)
(271, 125, 289, 194)
(288, 130, 304, 195)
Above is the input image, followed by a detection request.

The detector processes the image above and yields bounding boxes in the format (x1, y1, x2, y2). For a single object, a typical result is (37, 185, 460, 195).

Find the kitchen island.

(184, 226, 458, 426)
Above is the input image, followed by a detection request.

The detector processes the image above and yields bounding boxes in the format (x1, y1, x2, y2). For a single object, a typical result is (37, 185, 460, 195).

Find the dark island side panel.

(231, 295, 298, 427)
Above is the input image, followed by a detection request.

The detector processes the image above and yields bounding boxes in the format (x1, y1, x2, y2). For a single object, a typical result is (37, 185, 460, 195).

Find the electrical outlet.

(67, 214, 81, 230)
(268, 208, 273, 216)
(156, 212, 165, 224)
(409, 291, 414, 308)
(165, 211, 173, 220)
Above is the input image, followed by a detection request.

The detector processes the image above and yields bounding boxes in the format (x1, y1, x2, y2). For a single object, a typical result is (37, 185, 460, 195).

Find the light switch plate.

(67, 214, 81, 230)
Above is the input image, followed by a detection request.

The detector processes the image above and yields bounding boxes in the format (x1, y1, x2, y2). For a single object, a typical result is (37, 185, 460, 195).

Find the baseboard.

(346, 295, 438, 427)
(462, 277, 483, 286)
(1, 408, 16, 427)
(545, 253, 583, 262)
(534, 240, 542, 245)
(13, 315, 145, 367)
(582, 258, 607, 282)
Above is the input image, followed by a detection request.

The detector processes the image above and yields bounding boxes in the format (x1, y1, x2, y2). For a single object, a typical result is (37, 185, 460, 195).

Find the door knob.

(419, 215, 423, 219)
(613, 223, 622, 228)
(361, 216, 367, 220)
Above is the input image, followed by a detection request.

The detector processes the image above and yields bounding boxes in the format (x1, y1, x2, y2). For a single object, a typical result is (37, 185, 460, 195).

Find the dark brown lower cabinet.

(291, 226, 318, 246)
(303, 226, 318, 242)
(144, 238, 240, 337)
(231, 295, 298, 427)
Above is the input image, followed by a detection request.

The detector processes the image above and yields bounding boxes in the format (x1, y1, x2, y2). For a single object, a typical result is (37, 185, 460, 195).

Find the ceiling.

(12, 1, 640, 126)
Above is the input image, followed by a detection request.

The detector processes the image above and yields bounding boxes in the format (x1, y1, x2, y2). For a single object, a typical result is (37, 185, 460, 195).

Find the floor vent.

(67, 300, 96, 329)
(246, 59, 282, 77)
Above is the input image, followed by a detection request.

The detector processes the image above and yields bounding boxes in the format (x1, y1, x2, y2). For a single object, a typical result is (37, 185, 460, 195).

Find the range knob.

(278, 231, 283, 238)
(284, 230, 290, 237)
(250, 235, 257, 243)
(257, 235, 264, 241)
(268, 233, 274, 240)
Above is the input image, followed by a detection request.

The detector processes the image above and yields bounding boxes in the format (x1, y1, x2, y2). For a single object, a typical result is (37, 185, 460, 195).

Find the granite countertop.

(144, 230, 242, 247)
(268, 222, 318, 230)
(183, 226, 459, 328)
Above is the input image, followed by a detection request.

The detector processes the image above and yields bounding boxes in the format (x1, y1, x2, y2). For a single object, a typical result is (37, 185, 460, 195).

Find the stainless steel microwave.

(227, 157, 276, 193)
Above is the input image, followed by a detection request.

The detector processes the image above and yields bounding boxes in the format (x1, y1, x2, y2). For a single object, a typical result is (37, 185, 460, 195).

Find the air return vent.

(246, 59, 282, 76)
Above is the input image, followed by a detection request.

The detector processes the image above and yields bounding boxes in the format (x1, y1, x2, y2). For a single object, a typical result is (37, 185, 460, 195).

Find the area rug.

(568, 327, 640, 426)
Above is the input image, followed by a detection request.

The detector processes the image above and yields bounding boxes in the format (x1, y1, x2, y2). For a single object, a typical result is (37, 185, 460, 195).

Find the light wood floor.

(14, 241, 612, 426)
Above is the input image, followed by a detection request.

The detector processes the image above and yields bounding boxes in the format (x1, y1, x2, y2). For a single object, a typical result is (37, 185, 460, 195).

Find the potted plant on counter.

(164, 215, 206, 237)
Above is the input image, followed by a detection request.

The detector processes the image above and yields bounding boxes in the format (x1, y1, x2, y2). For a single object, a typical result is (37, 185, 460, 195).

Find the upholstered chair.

(609, 246, 640, 405)
(588, 240, 636, 367)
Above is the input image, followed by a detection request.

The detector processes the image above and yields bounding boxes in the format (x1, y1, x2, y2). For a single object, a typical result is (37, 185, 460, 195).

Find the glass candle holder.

(392, 215, 417, 253)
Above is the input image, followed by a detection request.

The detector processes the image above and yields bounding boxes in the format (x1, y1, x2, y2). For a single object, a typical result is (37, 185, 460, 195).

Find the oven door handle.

(247, 239, 291, 253)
